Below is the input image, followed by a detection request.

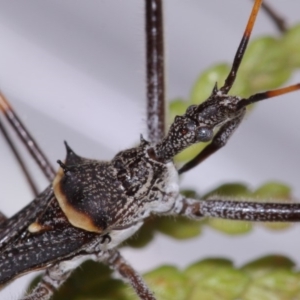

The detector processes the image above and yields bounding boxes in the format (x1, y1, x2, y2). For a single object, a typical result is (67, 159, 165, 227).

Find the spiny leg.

(171, 195, 300, 222)
(103, 250, 156, 300)
(0, 92, 55, 182)
(145, 0, 165, 143)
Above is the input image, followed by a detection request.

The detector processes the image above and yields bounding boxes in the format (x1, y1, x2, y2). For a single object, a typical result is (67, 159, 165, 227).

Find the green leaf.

(243, 270, 300, 300)
(169, 98, 189, 124)
(253, 182, 291, 200)
(27, 256, 300, 300)
(203, 183, 251, 198)
(283, 24, 300, 68)
(144, 266, 190, 300)
(156, 216, 203, 239)
(238, 36, 292, 93)
(242, 255, 296, 278)
(174, 142, 207, 164)
(190, 64, 230, 105)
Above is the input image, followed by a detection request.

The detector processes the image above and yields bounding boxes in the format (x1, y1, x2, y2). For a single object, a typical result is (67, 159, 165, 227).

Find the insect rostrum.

(1, 0, 300, 299)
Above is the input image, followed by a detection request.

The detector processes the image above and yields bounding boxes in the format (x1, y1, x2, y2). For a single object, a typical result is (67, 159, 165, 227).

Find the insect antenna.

(178, 0, 299, 175)
(220, 0, 262, 94)
(237, 83, 300, 108)
(178, 0, 263, 174)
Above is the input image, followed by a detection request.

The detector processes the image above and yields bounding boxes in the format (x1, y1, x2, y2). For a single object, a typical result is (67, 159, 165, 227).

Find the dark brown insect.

(3, 0, 300, 300)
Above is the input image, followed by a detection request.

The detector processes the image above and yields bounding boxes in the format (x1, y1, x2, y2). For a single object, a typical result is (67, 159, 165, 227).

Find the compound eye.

(197, 127, 213, 142)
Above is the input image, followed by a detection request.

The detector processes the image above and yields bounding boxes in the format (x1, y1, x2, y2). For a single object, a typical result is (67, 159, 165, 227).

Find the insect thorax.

(53, 141, 179, 235)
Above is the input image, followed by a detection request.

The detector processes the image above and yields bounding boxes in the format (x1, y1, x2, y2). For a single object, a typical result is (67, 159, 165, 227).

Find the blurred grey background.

(0, 1, 300, 299)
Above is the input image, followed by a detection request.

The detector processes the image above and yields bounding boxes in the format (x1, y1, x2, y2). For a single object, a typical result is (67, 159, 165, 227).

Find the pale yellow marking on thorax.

(28, 222, 44, 233)
(53, 168, 102, 233)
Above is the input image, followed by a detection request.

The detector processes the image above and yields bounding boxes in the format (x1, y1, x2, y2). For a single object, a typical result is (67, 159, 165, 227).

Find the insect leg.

(20, 262, 72, 300)
(178, 111, 245, 174)
(0, 92, 55, 182)
(103, 249, 156, 300)
(0, 118, 10, 225)
(171, 195, 300, 222)
(0, 118, 38, 196)
(145, 0, 165, 143)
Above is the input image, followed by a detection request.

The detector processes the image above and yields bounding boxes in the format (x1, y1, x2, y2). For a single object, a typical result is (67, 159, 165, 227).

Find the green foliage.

(283, 24, 300, 68)
(29, 256, 300, 300)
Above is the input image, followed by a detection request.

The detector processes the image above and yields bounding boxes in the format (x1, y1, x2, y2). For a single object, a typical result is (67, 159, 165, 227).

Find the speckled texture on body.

(0, 139, 179, 287)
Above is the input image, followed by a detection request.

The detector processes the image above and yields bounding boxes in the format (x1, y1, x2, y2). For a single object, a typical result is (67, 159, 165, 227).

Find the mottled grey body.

(0, 139, 180, 289)
(1, 1, 300, 299)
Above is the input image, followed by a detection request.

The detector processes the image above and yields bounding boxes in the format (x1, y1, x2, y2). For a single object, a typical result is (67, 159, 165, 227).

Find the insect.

(0, 0, 300, 300)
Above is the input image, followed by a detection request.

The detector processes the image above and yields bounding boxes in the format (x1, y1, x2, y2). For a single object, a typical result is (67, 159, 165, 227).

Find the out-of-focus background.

(0, 1, 299, 299)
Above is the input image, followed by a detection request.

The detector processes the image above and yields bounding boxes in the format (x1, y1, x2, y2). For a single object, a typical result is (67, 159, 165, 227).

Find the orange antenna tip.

(266, 83, 300, 98)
